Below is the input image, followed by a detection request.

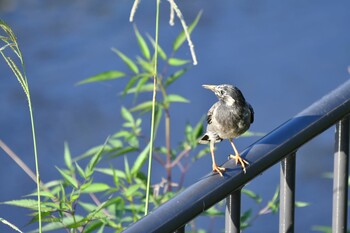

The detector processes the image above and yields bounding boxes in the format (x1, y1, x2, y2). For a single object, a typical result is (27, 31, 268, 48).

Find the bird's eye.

(220, 90, 225, 95)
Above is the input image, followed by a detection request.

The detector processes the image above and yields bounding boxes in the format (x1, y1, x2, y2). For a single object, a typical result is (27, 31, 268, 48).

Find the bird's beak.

(202, 84, 217, 92)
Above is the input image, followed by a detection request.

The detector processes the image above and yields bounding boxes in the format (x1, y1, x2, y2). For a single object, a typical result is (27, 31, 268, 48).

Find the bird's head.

(202, 84, 246, 106)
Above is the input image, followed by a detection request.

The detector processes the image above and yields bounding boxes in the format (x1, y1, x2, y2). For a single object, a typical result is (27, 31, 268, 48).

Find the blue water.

(1, 1, 350, 232)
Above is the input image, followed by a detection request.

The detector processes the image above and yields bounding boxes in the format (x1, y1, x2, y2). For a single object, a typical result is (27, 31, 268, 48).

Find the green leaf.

(121, 106, 134, 123)
(64, 142, 72, 170)
(112, 48, 139, 74)
(131, 143, 150, 175)
(165, 67, 188, 87)
(56, 167, 78, 189)
(134, 25, 151, 60)
(312, 226, 332, 233)
(81, 183, 111, 193)
(109, 146, 138, 159)
(168, 58, 190, 66)
(147, 34, 167, 60)
(295, 201, 310, 208)
(75, 162, 86, 179)
(242, 189, 262, 203)
(165, 94, 189, 104)
(95, 168, 126, 179)
(130, 101, 153, 112)
(85, 138, 108, 178)
(203, 206, 224, 216)
(173, 10, 202, 51)
(123, 184, 142, 197)
(193, 147, 210, 160)
(77, 70, 125, 85)
(124, 83, 154, 94)
(124, 157, 132, 183)
(136, 56, 153, 73)
(1, 199, 39, 210)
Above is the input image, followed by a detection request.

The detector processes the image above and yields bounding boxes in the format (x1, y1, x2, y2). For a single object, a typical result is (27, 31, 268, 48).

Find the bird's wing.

(207, 102, 220, 124)
(248, 103, 254, 124)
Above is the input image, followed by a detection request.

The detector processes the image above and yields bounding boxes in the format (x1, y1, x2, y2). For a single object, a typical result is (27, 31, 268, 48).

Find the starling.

(199, 84, 254, 176)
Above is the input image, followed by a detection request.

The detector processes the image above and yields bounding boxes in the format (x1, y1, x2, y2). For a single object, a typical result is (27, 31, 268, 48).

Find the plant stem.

(165, 110, 172, 191)
(27, 95, 42, 233)
(144, 0, 160, 215)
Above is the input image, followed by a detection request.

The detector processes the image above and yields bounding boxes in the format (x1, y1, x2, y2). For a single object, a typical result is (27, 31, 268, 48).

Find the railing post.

(225, 189, 241, 233)
(279, 152, 296, 233)
(332, 117, 349, 233)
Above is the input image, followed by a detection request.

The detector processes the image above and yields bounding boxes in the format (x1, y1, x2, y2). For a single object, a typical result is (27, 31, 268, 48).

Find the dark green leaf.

(134, 25, 151, 60)
(77, 70, 125, 85)
(108, 146, 138, 159)
(165, 67, 188, 87)
(173, 10, 202, 51)
(112, 48, 139, 74)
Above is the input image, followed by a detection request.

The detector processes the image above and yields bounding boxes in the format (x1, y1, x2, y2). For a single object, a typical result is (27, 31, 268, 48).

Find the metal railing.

(123, 80, 350, 233)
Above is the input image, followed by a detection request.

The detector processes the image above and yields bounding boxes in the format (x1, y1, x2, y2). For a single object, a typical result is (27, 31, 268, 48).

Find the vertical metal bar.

(225, 189, 241, 233)
(332, 117, 349, 233)
(279, 152, 296, 233)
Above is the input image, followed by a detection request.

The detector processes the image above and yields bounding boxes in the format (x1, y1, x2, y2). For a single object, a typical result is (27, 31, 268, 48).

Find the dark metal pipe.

(279, 152, 296, 233)
(225, 189, 241, 233)
(332, 117, 349, 233)
(123, 80, 350, 233)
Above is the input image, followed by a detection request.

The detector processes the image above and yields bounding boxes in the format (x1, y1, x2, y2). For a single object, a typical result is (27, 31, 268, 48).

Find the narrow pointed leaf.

(130, 101, 153, 112)
(168, 58, 190, 66)
(77, 70, 125, 85)
(81, 183, 111, 193)
(165, 67, 188, 87)
(147, 34, 167, 60)
(121, 106, 134, 123)
(64, 142, 72, 170)
(173, 10, 202, 51)
(112, 48, 139, 74)
(56, 167, 78, 189)
(134, 25, 151, 60)
(165, 94, 189, 104)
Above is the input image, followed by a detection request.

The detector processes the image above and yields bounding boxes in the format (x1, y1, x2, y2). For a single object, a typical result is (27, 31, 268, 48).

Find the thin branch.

(129, 0, 141, 22)
(168, 0, 198, 65)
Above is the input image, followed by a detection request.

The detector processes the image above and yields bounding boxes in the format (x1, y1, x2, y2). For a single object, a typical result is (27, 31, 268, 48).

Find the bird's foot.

(212, 164, 226, 177)
(229, 154, 249, 173)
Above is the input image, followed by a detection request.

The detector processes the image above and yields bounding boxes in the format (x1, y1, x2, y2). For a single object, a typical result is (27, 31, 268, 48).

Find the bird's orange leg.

(229, 139, 249, 173)
(210, 141, 225, 176)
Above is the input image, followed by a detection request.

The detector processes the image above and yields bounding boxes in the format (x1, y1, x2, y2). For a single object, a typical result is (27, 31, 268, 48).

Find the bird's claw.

(212, 164, 226, 177)
(229, 154, 249, 173)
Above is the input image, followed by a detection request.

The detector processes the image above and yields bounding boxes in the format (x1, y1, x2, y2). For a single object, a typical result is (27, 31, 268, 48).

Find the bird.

(198, 84, 254, 176)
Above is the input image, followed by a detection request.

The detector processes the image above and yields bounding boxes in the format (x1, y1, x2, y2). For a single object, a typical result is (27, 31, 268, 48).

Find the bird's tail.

(198, 133, 222, 144)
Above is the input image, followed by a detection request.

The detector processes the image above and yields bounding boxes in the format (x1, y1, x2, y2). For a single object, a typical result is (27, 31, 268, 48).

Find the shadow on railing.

(123, 80, 350, 233)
